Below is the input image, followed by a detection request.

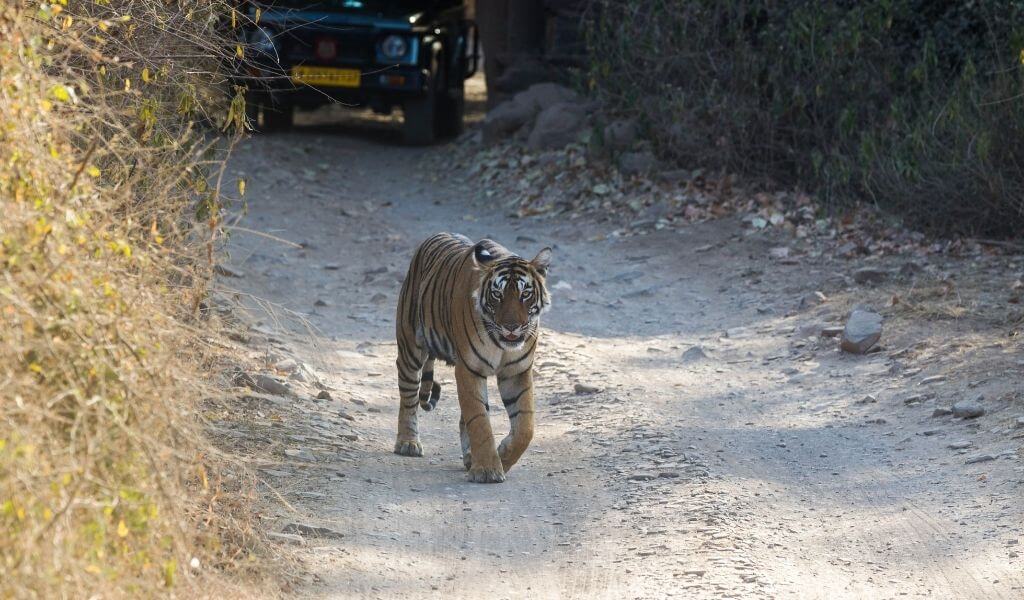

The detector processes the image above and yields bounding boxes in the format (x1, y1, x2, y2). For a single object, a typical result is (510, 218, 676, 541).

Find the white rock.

(681, 346, 709, 363)
(840, 309, 882, 354)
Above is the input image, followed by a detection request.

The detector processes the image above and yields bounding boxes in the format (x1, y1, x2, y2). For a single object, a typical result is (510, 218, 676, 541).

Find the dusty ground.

(215, 81, 1024, 599)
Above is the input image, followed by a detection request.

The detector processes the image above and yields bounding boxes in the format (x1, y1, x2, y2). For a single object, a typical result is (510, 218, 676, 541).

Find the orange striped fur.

(394, 233, 552, 483)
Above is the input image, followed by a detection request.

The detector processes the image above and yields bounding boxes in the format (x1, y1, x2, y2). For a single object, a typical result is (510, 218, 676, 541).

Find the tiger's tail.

(418, 358, 441, 411)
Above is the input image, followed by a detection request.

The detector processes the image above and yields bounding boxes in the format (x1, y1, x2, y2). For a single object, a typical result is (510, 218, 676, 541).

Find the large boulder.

(512, 82, 580, 113)
(527, 102, 587, 150)
(482, 83, 581, 145)
(482, 99, 538, 145)
(493, 59, 553, 96)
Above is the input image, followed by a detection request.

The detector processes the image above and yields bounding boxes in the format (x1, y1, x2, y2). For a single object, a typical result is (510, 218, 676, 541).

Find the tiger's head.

(473, 241, 552, 350)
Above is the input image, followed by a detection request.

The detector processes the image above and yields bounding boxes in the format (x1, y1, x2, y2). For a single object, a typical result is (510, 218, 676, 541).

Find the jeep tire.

(402, 92, 437, 145)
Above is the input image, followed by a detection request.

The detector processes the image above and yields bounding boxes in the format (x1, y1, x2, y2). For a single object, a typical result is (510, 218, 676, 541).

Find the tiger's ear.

(531, 247, 552, 276)
(473, 241, 498, 265)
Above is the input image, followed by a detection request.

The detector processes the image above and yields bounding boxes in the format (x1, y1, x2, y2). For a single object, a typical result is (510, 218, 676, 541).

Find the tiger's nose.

(501, 322, 523, 332)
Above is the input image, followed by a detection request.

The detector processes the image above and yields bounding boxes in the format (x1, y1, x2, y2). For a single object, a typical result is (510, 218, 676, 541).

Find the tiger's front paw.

(394, 439, 423, 457)
(468, 465, 506, 483)
(462, 452, 472, 471)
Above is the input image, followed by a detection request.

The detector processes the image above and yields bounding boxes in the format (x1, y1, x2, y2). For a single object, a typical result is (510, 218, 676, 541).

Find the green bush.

(586, 0, 1024, 236)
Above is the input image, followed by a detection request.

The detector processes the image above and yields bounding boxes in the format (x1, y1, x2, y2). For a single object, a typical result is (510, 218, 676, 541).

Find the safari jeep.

(238, 0, 478, 144)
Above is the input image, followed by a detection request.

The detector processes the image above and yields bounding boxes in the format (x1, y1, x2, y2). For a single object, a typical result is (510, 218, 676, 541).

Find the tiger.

(394, 232, 552, 483)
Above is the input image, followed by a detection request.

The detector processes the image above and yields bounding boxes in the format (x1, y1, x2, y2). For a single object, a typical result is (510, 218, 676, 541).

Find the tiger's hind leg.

(418, 358, 441, 411)
(395, 342, 426, 457)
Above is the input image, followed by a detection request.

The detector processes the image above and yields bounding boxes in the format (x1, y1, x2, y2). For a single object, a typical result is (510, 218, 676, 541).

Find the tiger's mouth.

(501, 332, 524, 344)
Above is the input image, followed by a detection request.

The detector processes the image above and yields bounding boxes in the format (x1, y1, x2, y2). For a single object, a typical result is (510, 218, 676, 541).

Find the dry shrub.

(0, 1, 264, 597)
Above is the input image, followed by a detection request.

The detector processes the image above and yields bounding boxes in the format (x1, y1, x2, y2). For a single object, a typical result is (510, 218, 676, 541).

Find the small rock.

(266, 532, 305, 545)
(617, 150, 657, 176)
(952, 400, 985, 419)
(281, 522, 344, 539)
(274, 358, 299, 373)
(574, 383, 601, 395)
(627, 472, 657, 482)
(965, 454, 995, 465)
(1014, 417, 1024, 429)
(214, 264, 245, 278)
(821, 326, 845, 338)
(899, 262, 924, 278)
(656, 168, 690, 183)
(323, 263, 341, 270)
(799, 291, 828, 309)
(316, 390, 333, 401)
(768, 246, 790, 260)
(252, 374, 291, 396)
(681, 346, 710, 363)
(284, 448, 315, 462)
(922, 429, 941, 436)
(932, 407, 953, 417)
(865, 417, 887, 425)
(903, 394, 924, 405)
(604, 118, 638, 151)
(840, 309, 883, 354)
(853, 267, 890, 285)
(919, 375, 947, 385)
(231, 370, 256, 388)
(795, 323, 824, 339)
(856, 394, 878, 405)
(657, 471, 681, 479)
(948, 441, 973, 450)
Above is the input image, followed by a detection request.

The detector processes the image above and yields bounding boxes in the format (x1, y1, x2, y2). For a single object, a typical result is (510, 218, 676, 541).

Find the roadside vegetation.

(586, 0, 1024, 237)
(1, 1, 264, 596)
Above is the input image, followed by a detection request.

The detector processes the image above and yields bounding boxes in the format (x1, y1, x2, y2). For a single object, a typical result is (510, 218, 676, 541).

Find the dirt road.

(220, 101, 1024, 599)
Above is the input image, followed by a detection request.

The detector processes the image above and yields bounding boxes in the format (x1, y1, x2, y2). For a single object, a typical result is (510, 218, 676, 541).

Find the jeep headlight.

(380, 35, 409, 60)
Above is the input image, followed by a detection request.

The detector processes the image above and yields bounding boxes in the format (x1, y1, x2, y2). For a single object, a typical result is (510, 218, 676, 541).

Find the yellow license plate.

(291, 66, 360, 88)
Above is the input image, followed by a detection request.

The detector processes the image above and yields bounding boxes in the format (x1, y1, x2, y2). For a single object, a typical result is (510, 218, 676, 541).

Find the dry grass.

(0, 1, 269, 596)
